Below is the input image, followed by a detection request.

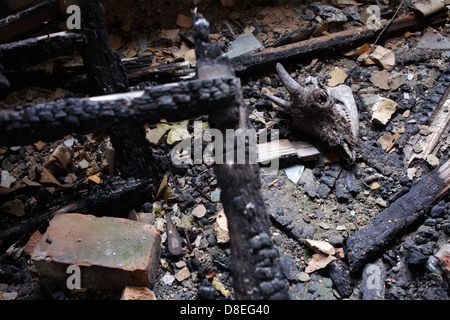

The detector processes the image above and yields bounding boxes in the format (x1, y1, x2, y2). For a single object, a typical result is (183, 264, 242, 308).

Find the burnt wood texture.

(193, 10, 290, 300)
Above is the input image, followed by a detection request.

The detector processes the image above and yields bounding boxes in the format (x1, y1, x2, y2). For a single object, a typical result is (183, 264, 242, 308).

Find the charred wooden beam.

(0, 31, 87, 70)
(0, 0, 63, 44)
(193, 11, 290, 300)
(346, 159, 450, 274)
(77, 0, 155, 179)
(231, 10, 448, 74)
(0, 76, 238, 147)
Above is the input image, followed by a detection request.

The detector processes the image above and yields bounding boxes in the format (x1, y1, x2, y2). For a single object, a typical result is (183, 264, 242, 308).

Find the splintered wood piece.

(403, 87, 450, 165)
(256, 139, 320, 163)
(346, 159, 450, 274)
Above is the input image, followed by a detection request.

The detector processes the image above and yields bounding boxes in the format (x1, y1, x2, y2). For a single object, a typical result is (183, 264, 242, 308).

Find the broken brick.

(31, 213, 161, 290)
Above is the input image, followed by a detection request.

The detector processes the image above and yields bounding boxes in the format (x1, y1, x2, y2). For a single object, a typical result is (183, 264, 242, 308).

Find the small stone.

(328, 68, 348, 87)
(317, 184, 331, 198)
(305, 239, 335, 255)
(305, 253, 336, 273)
(299, 168, 317, 198)
(370, 70, 390, 90)
(284, 164, 305, 184)
(215, 209, 230, 244)
(146, 128, 167, 147)
(318, 222, 331, 230)
(64, 173, 77, 184)
(78, 159, 90, 169)
(2, 159, 13, 171)
(121, 286, 156, 300)
(299, 272, 311, 282)
(389, 73, 405, 91)
(174, 266, 191, 282)
(371, 182, 380, 190)
(1, 170, 17, 188)
(370, 45, 396, 71)
(426, 154, 439, 166)
(375, 197, 388, 208)
(63, 138, 77, 148)
(175, 260, 186, 269)
(212, 277, 230, 298)
(371, 97, 398, 126)
(192, 204, 207, 219)
(161, 272, 175, 285)
(210, 189, 221, 202)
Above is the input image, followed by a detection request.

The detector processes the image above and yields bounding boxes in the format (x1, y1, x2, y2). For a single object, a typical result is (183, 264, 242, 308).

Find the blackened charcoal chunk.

(317, 184, 331, 198)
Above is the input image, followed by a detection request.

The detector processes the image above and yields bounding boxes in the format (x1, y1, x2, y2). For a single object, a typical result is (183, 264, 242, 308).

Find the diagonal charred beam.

(231, 10, 448, 75)
(0, 0, 63, 44)
(193, 11, 290, 300)
(0, 31, 87, 70)
(0, 76, 238, 147)
(346, 159, 450, 274)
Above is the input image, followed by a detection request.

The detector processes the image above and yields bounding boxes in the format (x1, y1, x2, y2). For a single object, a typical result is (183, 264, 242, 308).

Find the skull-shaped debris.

(265, 63, 359, 163)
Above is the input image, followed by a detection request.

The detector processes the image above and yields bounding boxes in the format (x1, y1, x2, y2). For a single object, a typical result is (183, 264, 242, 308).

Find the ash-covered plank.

(0, 0, 63, 44)
(0, 32, 87, 69)
(193, 10, 290, 300)
(346, 159, 450, 274)
(0, 76, 238, 147)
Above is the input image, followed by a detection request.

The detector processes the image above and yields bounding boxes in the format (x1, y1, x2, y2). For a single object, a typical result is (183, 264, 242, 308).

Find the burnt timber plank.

(193, 10, 290, 300)
(0, 76, 238, 147)
(0, 0, 63, 44)
(0, 32, 87, 69)
(346, 159, 450, 274)
(230, 11, 447, 74)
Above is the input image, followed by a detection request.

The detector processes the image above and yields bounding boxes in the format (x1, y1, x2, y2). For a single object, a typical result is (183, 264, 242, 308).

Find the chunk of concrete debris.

(371, 97, 398, 125)
(146, 127, 167, 147)
(215, 209, 230, 244)
(1, 170, 17, 188)
(305, 239, 335, 255)
(31, 213, 161, 290)
(305, 253, 336, 273)
(370, 46, 396, 71)
(174, 266, 191, 282)
(121, 286, 156, 300)
(192, 204, 207, 219)
(360, 5, 382, 31)
(370, 70, 390, 90)
(328, 68, 348, 87)
(283, 164, 305, 184)
(299, 168, 317, 198)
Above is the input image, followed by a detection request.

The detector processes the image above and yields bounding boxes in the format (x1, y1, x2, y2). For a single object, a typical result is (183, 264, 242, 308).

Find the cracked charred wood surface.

(346, 159, 450, 274)
(0, 76, 237, 147)
(193, 11, 290, 300)
(231, 11, 447, 75)
(77, 0, 155, 179)
(0, 32, 87, 69)
(0, 0, 62, 44)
